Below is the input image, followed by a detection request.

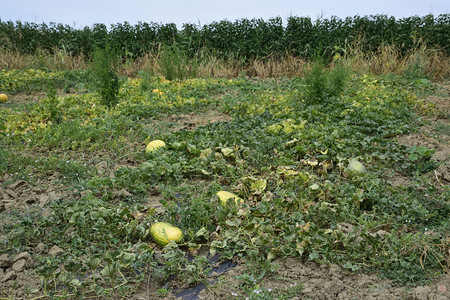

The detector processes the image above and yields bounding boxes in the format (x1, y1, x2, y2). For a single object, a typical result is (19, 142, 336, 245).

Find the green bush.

(91, 43, 120, 107)
(44, 85, 62, 124)
(304, 59, 350, 104)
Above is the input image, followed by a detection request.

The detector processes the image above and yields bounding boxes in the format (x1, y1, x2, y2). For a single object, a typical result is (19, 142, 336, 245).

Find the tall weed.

(304, 59, 350, 104)
(91, 43, 121, 107)
(45, 85, 62, 124)
(157, 42, 198, 80)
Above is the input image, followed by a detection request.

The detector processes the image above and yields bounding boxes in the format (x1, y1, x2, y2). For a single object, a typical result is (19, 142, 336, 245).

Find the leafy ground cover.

(0, 67, 448, 299)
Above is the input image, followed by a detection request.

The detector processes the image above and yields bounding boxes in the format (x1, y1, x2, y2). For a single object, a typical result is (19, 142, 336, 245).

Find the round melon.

(146, 140, 166, 153)
(216, 191, 243, 207)
(0, 94, 8, 102)
(150, 222, 183, 246)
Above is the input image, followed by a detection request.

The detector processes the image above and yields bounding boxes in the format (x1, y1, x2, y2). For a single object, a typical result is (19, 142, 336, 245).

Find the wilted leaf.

(195, 227, 209, 238)
(199, 148, 213, 159)
(267, 250, 277, 260)
(130, 211, 147, 220)
(251, 179, 267, 192)
(220, 147, 234, 157)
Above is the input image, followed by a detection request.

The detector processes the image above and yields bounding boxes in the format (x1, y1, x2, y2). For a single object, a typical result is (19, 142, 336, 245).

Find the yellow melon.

(150, 222, 183, 246)
(216, 191, 243, 207)
(0, 94, 8, 102)
(146, 140, 166, 153)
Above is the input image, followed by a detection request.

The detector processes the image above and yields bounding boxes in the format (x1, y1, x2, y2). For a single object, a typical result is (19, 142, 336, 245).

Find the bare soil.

(195, 258, 450, 300)
(167, 110, 232, 132)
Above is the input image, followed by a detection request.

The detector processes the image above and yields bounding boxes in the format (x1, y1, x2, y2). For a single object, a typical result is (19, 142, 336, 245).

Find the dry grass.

(342, 39, 450, 79)
(245, 54, 308, 78)
(0, 48, 86, 70)
(115, 44, 450, 79)
(119, 52, 242, 78)
(1, 44, 448, 79)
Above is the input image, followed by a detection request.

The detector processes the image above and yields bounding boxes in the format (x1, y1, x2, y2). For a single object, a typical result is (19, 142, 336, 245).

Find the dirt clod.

(1, 271, 16, 283)
(5, 189, 18, 199)
(48, 245, 65, 257)
(0, 254, 10, 268)
(39, 194, 50, 207)
(35, 242, 46, 253)
(11, 259, 26, 272)
(12, 252, 31, 263)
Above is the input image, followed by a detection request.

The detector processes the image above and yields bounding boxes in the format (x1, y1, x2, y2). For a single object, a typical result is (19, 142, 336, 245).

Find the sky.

(2, 0, 449, 29)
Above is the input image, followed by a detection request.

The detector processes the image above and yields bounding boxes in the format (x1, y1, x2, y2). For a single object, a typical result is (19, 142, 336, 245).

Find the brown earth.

(167, 110, 232, 132)
(194, 258, 450, 300)
(0, 174, 69, 299)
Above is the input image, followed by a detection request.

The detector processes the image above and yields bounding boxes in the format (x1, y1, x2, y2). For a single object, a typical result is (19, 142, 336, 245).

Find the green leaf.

(195, 227, 209, 238)
(121, 252, 136, 264)
(343, 262, 360, 271)
(100, 263, 117, 278)
(64, 261, 82, 273)
(86, 257, 101, 270)
(258, 201, 269, 214)
(409, 153, 419, 162)
(416, 146, 433, 157)
(308, 251, 319, 260)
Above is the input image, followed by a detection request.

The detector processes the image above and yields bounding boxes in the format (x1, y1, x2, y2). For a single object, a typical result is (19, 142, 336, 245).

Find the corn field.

(1, 14, 449, 61)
